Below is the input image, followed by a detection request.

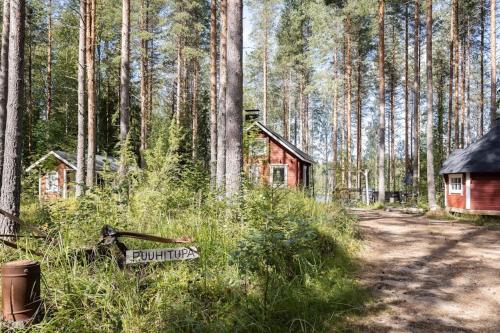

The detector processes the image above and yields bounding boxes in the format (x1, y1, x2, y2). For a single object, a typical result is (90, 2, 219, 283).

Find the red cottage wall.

(40, 162, 68, 200)
(444, 174, 466, 209)
(246, 131, 310, 188)
(471, 173, 500, 210)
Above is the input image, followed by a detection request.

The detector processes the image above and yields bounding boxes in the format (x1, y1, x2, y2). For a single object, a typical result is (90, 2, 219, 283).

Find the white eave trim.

(25, 151, 77, 172)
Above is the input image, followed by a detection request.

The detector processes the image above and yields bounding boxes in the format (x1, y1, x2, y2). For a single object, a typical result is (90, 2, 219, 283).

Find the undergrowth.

(2, 143, 367, 332)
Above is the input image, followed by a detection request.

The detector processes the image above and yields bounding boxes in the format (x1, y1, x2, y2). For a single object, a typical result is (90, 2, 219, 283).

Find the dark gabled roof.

(440, 125, 500, 174)
(249, 122, 315, 164)
(26, 150, 119, 173)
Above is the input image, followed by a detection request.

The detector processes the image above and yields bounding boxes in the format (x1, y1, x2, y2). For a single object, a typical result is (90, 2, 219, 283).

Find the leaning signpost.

(97, 225, 198, 267)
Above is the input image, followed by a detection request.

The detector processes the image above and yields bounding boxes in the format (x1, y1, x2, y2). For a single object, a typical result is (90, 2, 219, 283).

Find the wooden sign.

(125, 247, 199, 264)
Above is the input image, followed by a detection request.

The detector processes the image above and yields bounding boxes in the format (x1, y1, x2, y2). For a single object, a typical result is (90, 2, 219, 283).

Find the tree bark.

(175, 39, 183, 127)
(491, 0, 497, 126)
(85, 0, 96, 187)
(426, 0, 436, 210)
(447, 0, 455, 155)
(390, 27, 396, 193)
(453, 0, 459, 147)
(332, 50, 338, 193)
(119, 0, 130, 152)
(262, 3, 268, 125)
(209, 0, 217, 188)
(480, 0, 485, 136)
(27, 5, 32, 154)
(0, 0, 25, 236)
(413, 0, 420, 197)
(216, 0, 227, 190)
(377, 0, 385, 204)
(225, 0, 243, 198)
(140, 0, 149, 168)
(283, 70, 289, 140)
(356, 50, 362, 191)
(46, 0, 52, 121)
(345, 16, 352, 190)
(76, 0, 86, 197)
(0, 0, 10, 190)
(192, 61, 199, 161)
(405, 1, 410, 182)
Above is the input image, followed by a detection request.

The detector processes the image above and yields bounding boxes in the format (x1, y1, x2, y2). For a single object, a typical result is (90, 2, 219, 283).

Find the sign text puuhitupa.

(126, 247, 199, 264)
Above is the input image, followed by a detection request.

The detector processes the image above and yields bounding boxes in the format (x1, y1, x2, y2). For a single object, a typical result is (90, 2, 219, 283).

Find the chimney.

(245, 109, 260, 122)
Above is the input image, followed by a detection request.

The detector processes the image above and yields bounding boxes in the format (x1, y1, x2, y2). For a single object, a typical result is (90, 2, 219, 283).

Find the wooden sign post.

(125, 247, 199, 264)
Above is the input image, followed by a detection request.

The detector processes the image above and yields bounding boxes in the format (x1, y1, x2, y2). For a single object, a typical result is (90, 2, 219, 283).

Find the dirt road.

(350, 209, 500, 333)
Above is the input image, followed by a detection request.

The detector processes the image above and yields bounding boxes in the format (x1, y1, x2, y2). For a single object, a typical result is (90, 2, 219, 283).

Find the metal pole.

(364, 169, 369, 205)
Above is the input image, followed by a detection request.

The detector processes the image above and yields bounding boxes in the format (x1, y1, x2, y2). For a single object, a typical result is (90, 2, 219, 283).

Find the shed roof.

(25, 150, 119, 173)
(440, 125, 500, 174)
(249, 122, 315, 164)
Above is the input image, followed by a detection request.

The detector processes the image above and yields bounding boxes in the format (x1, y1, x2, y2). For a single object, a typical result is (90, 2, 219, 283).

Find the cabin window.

(449, 174, 462, 194)
(249, 138, 268, 158)
(270, 165, 287, 188)
(46, 171, 59, 193)
(248, 164, 261, 184)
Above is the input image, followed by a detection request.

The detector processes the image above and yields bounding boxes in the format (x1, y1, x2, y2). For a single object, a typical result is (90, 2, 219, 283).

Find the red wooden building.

(245, 121, 314, 189)
(440, 125, 500, 215)
(25, 150, 119, 201)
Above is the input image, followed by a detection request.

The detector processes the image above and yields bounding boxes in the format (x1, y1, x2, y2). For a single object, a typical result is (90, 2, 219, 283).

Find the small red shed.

(440, 125, 500, 215)
(25, 150, 119, 201)
(245, 122, 314, 189)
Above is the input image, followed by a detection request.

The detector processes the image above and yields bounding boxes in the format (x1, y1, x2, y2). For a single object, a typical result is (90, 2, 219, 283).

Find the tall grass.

(2, 161, 367, 332)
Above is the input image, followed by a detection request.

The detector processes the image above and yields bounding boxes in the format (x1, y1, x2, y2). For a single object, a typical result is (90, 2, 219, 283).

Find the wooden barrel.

(1, 260, 41, 322)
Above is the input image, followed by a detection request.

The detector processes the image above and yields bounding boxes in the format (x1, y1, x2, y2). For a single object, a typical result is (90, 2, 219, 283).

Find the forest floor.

(346, 208, 500, 333)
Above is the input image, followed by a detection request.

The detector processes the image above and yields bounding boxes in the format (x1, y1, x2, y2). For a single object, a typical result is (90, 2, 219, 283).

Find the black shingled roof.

(440, 125, 500, 174)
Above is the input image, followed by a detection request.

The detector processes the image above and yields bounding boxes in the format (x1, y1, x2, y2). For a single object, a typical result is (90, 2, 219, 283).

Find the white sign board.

(126, 247, 199, 264)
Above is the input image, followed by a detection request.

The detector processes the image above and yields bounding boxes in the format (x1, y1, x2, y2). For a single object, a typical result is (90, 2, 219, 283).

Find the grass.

(0, 182, 368, 332)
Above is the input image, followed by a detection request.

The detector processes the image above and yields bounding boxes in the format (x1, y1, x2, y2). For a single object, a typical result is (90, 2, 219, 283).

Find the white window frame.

(449, 174, 463, 195)
(248, 164, 261, 184)
(249, 138, 268, 158)
(269, 164, 288, 188)
(46, 171, 59, 193)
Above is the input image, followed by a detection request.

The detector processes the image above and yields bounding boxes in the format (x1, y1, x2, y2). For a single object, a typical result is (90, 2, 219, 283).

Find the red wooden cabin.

(245, 122, 314, 189)
(440, 125, 500, 215)
(25, 150, 119, 201)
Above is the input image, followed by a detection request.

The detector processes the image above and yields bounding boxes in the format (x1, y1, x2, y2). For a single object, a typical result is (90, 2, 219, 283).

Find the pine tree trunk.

(262, 4, 268, 125)
(209, 0, 217, 188)
(216, 0, 227, 189)
(225, 0, 243, 198)
(76, 0, 86, 197)
(0, 0, 25, 236)
(390, 27, 396, 193)
(192, 61, 199, 161)
(283, 71, 289, 140)
(480, 0, 485, 136)
(85, 0, 96, 187)
(491, 0, 497, 126)
(447, 0, 455, 155)
(119, 0, 130, 151)
(0, 0, 10, 190)
(426, 0, 436, 210)
(140, 0, 149, 168)
(47, 0, 52, 121)
(345, 16, 352, 190)
(413, 0, 420, 197)
(377, 0, 385, 204)
(27, 6, 33, 154)
(175, 39, 183, 127)
(356, 51, 362, 191)
(453, 0, 459, 147)
(332, 50, 338, 193)
(405, 1, 410, 182)
(460, 38, 466, 148)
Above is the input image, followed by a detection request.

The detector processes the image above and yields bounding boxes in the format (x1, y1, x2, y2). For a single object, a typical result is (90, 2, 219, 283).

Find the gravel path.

(349, 209, 500, 333)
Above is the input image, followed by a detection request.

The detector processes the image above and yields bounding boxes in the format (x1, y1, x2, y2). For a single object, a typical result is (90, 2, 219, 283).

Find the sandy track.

(349, 209, 500, 333)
